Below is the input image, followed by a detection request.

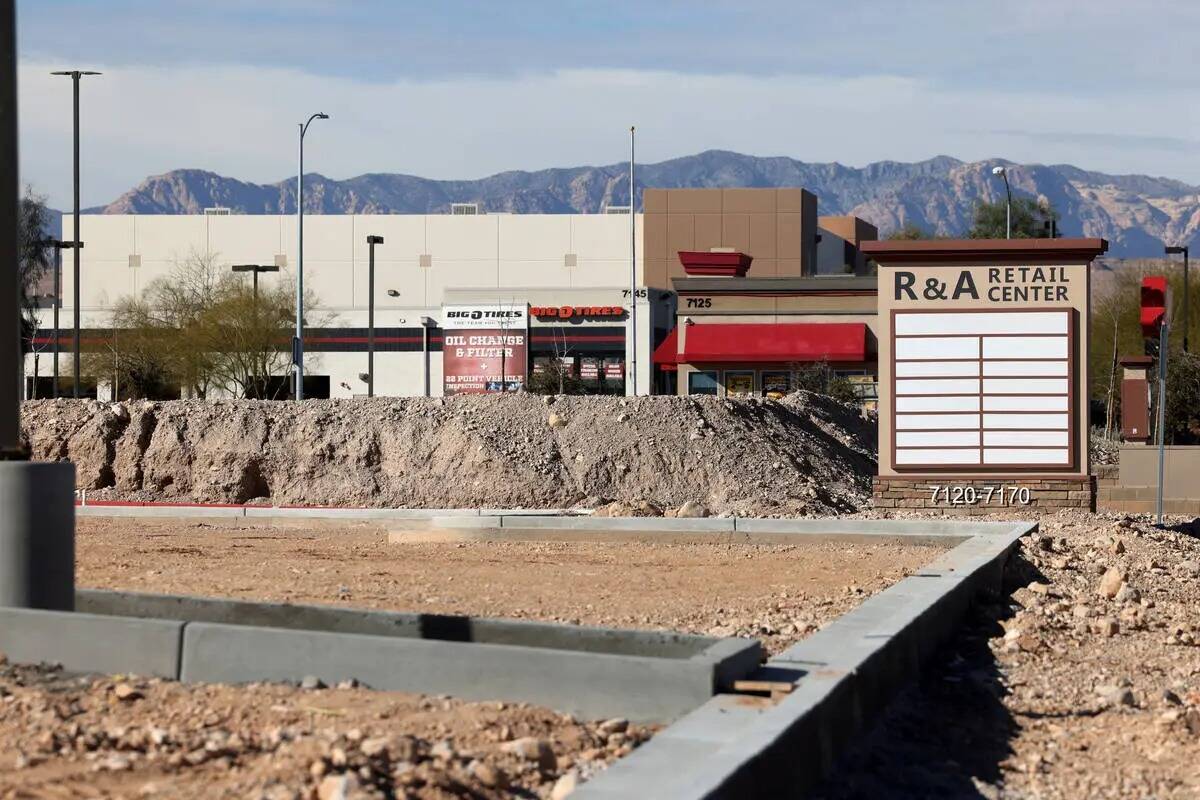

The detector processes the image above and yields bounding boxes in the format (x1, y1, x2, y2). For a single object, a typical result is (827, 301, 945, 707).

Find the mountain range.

(86, 151, 1200, 258)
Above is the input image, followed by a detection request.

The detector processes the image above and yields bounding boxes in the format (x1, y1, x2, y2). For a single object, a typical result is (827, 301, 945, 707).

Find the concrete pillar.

(0, 462, 76, 610)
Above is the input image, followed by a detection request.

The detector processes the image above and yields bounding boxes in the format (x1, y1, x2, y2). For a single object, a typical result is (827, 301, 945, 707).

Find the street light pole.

(629, 125, 637, 396)
(294, 112, 329, 401)
(992, 165, 1012, 239)
(51, 70, 99, 398)
(366, 235, 384, 398)
(1166, 245, 1190, 353)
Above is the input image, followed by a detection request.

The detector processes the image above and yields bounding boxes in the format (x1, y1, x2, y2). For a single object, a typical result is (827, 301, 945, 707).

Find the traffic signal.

(1141, 276, 1168, 339)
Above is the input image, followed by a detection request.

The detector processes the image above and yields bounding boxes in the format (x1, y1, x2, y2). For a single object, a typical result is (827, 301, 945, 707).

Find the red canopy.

(653, 323, 867, 365)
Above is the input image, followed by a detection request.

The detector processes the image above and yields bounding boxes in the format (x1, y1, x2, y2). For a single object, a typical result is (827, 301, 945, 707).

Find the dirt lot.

(0, 659, 653, 800)
(816, 510, 1200, 800)
(74, 517, 944, 655)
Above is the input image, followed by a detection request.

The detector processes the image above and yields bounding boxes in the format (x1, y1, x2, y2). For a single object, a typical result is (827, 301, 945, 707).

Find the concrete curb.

(574, 521, 1033, 799)
(54, 589, 761, 723)
(0, 606, 183, 678)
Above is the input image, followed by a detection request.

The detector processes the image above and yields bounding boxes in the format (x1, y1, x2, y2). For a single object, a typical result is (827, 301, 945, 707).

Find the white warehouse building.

(27, 211, 671, 399)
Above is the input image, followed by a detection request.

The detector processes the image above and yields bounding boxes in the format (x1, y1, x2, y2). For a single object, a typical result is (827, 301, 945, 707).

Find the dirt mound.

(20, 392, 877, 516)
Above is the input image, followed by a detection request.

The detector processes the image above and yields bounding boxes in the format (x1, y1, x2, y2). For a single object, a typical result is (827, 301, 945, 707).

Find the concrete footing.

(0, 461, 75, 610)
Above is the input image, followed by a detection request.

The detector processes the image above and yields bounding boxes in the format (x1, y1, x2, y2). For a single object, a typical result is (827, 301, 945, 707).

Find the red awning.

(653, 323, 867, 365)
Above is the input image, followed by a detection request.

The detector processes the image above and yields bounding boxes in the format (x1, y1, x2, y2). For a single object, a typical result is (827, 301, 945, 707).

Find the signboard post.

(862, 239, 1108, 514)
(441, 305, 529, 395)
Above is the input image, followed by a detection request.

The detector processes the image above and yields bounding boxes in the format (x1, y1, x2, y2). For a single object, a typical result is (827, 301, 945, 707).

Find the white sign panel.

(892, 310, 1072, 469)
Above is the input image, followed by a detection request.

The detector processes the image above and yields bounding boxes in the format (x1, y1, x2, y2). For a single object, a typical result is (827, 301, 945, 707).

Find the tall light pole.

(1166, 245, 1190, 353)
(365, 235, 384, 397)
(991, 165, 1012, 239)
(51, 69, 100, 398)
(294, 111, 329, 401)
(629, 125, 638, 396)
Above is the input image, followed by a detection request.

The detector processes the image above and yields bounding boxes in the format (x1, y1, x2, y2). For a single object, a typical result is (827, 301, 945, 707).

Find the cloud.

(18, 60, 1200, 209)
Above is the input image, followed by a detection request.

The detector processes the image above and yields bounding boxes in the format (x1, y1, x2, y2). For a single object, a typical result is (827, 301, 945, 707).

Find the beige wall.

(642, 188, 819, 287)
(59, 213, 645, 326)
(876, 261, 1091, 478)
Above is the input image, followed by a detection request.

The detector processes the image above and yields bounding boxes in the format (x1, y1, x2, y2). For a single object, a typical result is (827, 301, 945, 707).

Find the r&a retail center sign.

(864, 239, 1108, 492)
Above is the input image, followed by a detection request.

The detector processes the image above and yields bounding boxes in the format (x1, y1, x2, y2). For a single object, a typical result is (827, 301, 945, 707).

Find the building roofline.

(860, 238, 1108, 264)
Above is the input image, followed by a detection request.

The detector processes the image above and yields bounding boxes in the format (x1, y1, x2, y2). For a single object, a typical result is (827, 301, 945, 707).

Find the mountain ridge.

(90, 150, 1200, 258)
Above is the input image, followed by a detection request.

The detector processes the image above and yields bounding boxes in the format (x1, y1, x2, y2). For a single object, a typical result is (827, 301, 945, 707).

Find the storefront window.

(761, 371, 791, 399)
(725, 371, 755, 397)
(687, 370, 719, 396)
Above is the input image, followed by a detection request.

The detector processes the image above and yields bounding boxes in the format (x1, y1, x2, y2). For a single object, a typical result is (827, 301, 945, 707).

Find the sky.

(16, 0, 1200, 209)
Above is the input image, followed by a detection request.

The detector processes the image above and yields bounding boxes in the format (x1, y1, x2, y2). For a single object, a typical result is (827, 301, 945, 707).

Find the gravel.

(0, 663, 653, 799)
(815, 510, 1200, 799)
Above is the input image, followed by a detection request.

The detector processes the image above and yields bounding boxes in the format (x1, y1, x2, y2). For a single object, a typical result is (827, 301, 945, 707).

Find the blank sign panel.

(896, 449, 981, 465)
(983, 449, 1070, 464)
(895, 337, 979, 360)
(983, 336, 1068, 359)
(983, 378, 1068, 395)
(896, 378, 980, 395)
(895, 311, 1068, 336)
(896, 431, 980, 447)
(895, 413, 980, 430)
(983, 360, 1069, 377)
(896, 395, 980, 413)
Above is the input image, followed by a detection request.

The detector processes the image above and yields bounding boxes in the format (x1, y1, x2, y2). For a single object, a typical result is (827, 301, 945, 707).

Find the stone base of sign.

(872, 476, 1094, 514)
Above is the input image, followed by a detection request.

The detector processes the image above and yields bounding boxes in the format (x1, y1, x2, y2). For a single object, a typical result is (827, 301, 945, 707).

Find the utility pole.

(1, 0, 76, 612)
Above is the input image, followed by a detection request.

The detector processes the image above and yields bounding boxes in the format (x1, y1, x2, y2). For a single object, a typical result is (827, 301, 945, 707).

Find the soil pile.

(20, 392, 877, 515)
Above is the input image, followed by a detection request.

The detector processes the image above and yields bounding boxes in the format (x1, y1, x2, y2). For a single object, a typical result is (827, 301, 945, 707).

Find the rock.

(359, 737, 389, 759)
(1111, 538, 1125, 554)
(429, 740, 455, 761)
(500, 736, 555, 771)
(1096, 617, 1119, 637)
(1162, 689, 1182, 706)
(542, 395, 555, 406)
(112, 683, 143, 702)
(675, 500, 709, 518)
(598, 718, 629, 735)
(551, 771, 579, 799)
(617, 413, 629, 422)
(98, 755, 132, 772)
(1180, 560, 1200, 578)
(317, 774, 360, 800)
(548, 413, 567, 428)
(1098, 567, 1127, 599)
(1096, 685, 1136, 707)
(1186, 708, 1200, 735)
(300, 675, 325, 690)
(1072, 604, 1092, 619)
(336, 678, 359, 690)
(469, 760, 507, 789)
(1115, 584, 1141, 603)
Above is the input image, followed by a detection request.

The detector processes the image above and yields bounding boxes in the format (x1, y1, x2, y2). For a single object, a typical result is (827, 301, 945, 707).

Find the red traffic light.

(1140, 275, 1168, 337)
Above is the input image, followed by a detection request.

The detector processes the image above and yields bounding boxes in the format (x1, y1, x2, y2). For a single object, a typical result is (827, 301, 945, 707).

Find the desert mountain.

(92, 151, 1200, 258)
